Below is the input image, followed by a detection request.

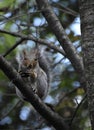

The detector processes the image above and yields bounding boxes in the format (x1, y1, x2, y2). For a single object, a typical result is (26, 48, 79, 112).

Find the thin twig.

(3, 38, 26, 57)
(0, 99, 21, 120)
(0, 11, 42, 26)
(51, 2, 78, 17)
(57, 86, 83, 106)
(63, 87, 83, 100)
(53, 57, 65, 68)
(69, 94, 87, 127)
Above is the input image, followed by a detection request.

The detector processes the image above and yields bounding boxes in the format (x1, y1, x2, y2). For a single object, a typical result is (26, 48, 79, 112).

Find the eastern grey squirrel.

(16, 47, 50, 101)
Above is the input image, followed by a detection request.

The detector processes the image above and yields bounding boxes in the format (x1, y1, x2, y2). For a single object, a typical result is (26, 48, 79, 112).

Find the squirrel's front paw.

(30, 72, 37, 79)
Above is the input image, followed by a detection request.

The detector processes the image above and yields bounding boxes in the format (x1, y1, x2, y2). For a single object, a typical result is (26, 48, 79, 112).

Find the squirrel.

(16, 47, 50, 101)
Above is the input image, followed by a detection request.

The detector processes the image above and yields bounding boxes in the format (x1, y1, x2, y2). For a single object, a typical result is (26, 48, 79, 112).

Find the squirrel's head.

(18, 49, 38, 77)
(22, 50, 38, 68)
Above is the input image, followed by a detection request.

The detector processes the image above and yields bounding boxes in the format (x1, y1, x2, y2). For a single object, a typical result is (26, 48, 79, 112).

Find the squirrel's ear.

(35, 50, 40, 59)
(22, 50, 28, 60)
(34, 49, 39, 59)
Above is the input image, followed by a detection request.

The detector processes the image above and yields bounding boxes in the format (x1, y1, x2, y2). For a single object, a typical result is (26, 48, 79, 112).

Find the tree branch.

(51, 2, 78, 17)
(0, 55, 69, 130)
(0, 99, 21, 120)
(3, 38, 26, 57)
(0, 29, 65, 56)
(36, 0, 84, 76)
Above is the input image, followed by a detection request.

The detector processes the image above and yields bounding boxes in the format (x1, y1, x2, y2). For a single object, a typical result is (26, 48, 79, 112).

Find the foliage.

(0, 0, 90, 130)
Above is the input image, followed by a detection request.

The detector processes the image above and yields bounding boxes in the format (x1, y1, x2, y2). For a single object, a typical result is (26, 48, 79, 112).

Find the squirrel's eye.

(34, 58, 37, 61)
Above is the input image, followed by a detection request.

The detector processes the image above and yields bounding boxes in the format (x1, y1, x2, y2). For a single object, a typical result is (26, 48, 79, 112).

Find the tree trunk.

(79, 0, 94, 129)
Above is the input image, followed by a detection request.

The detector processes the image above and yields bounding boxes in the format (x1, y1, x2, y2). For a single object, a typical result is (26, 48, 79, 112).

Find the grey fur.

(16, 48, 50, 101)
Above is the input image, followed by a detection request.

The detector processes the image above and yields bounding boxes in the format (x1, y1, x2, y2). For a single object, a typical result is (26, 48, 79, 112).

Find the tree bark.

(79, 0, 94, 129)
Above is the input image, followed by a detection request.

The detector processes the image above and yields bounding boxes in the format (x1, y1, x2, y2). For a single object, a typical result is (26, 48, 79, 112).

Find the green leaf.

(0, 0, 15, 8)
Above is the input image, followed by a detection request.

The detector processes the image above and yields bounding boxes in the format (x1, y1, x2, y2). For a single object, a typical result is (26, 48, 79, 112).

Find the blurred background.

(0, 0, 90, 130)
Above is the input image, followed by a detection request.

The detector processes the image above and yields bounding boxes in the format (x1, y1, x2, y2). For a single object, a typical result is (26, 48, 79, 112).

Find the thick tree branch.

(0, 55, 69, 130)
(0, 29, 65, 56)
(36, 0, 84, 76)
